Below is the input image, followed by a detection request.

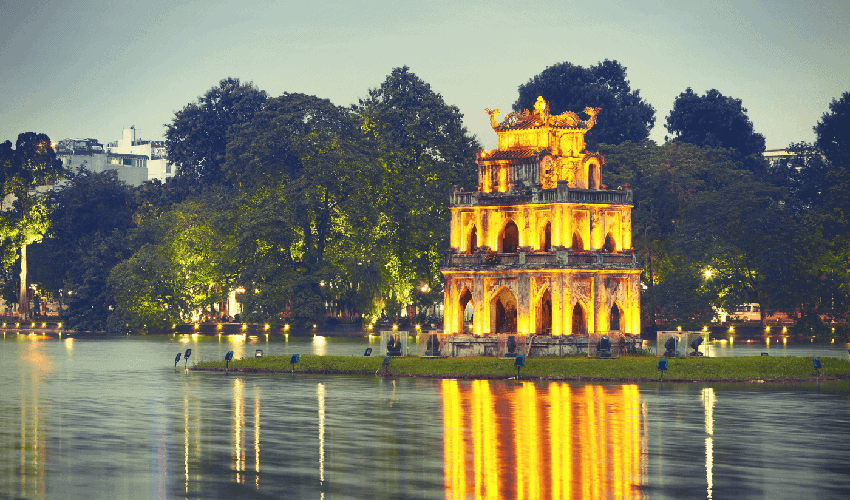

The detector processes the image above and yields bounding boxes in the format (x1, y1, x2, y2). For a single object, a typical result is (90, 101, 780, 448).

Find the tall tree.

(356, 66, 480, 318)
(225, 93, 377, 327)
(515, 60, 656, 148)
(665, 88, 766, 158)
(166, 77, 267, 186)
(0, 133, 65, 318)
(29, 170, 136, 331)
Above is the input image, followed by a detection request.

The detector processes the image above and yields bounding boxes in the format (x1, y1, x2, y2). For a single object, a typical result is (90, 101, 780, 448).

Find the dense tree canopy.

(357, 66, 480, 317)
(224, 93, 376, 327)
(665, 88, 766, 158)
(515, 60, 656, 148)
(29, 170, 136, 331)
(166, 78, 267, 185)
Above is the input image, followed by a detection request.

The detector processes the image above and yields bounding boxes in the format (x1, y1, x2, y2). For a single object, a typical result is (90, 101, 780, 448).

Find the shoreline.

(192, 354, 850, 384)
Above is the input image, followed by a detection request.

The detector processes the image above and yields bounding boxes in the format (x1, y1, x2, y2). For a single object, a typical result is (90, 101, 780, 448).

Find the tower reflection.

(441, 380, 644, 499)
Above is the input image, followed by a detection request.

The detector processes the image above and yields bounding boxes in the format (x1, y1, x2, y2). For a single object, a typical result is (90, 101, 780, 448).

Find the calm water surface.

(2, 334, 849, 499)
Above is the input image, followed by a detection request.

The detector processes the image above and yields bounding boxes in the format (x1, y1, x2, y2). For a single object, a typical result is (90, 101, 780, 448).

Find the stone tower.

(441, 97, 641, 347)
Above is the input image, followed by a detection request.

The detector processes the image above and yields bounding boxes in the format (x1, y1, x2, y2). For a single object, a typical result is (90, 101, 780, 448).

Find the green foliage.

(224, 93, 379, 326)
(109, 188, 240, 329)
(27, 170, 135, 331)
(166, 77, 267, 185)
(357, 66, 480, 315)
(665, 88, 766, 158)
(515, 60, 656, 148)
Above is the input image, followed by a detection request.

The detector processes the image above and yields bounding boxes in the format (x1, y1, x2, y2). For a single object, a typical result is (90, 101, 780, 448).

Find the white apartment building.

(106, 126, 177, 182)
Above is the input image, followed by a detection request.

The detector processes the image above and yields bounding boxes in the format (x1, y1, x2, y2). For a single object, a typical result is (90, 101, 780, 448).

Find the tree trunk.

(19, 244, 28, 320)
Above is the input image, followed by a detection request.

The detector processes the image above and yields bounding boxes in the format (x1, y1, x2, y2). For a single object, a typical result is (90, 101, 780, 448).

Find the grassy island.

(193, 355, 850, 383)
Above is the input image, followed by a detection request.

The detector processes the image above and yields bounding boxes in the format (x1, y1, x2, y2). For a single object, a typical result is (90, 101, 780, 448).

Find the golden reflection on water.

(442, 380, 645, 499)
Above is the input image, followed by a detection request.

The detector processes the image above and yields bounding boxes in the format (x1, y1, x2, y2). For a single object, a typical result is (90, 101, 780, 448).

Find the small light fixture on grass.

(514, 354, 525, 380)
(225, 350, 234, 371)
(813, 358, 822, 381)
(174, 352, 181, 369)
(364, 347, 372, 356)
(290, 354, 300, 373)
(183, 349, 192, 368)
(381, 355, 392, 375)
(657, 358, 668, 380)
(255, 349, 263, 357)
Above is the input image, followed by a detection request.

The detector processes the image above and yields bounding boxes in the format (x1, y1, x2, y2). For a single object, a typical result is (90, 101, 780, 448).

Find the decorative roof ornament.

(486, 97, 601, 131)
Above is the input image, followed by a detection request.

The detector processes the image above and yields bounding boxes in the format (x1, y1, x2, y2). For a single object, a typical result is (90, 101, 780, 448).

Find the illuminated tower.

(442, 97, 641, 342)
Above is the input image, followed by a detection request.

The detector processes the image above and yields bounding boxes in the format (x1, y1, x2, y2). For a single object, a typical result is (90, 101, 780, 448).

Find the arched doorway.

(468, 225, 478, 253)
(491, 287, 518, 334)
(610, 303, 624, 332)
(459, 288, 473, 332)
(572, 302, 587, 335)
(502, 221, 519, 253)
(539, 289, 552, 334)
(572, 231, 584, 250)
(541, 221, 552, 251)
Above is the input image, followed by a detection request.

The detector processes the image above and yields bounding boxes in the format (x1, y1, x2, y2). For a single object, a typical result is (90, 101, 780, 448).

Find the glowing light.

(782, 337, 787, 345)
(242, 324, 247, 330)
(782, 327, 787, 333)
(392, 324, 398, 331)
(194, 323, 199, 329)
(284, 324, 290, 330)
(703, 268, 714, 280)
(677, 326, 682, 332)
(702, 326, 708, 331)
(765, 326, 771, 332)
(264, 324, 269, 330)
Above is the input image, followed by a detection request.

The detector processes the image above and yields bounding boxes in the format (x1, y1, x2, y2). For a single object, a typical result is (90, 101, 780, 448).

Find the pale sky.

(1, 0, 847, 152)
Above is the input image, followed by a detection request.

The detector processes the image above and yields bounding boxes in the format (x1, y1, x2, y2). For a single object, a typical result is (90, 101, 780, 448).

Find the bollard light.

(225, 350, 234, 370)
(364, 347, 372, 356)
(658, 358, 668, 380)
(184, 348, 192, 368)
(290, 354, 300, 373)
(514, 354, 525, 380)
(174, 352, 181, 368)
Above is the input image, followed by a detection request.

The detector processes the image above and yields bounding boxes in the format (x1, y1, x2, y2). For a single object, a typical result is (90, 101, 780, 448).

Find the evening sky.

(1, 0, 847, 151)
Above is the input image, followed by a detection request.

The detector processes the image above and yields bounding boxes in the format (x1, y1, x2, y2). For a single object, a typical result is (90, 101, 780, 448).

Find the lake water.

(2, 333, 849, 499)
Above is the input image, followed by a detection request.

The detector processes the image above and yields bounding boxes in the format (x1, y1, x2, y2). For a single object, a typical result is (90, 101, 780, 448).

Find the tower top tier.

(478, 97, 605, 192)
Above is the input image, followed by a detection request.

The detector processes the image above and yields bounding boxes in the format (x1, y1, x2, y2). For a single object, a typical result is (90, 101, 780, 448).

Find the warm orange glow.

(444, 98, 640, 339)
(441, 380, 644, 498)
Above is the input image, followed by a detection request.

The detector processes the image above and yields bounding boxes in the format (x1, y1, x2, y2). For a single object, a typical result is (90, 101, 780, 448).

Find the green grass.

(193, 355, 850, 382)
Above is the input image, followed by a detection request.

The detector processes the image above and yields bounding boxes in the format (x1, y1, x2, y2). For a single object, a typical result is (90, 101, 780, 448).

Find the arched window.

(588, 163, 600, 189)
(610, 303, 623, 331)
(542, 221, 552, 251)
(468, 226, 477, 254)
(540, 289, 552, 334)
(603, 232, 616, 252)
(502, 221, 519, 253)
(572, 231, 584, 250)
